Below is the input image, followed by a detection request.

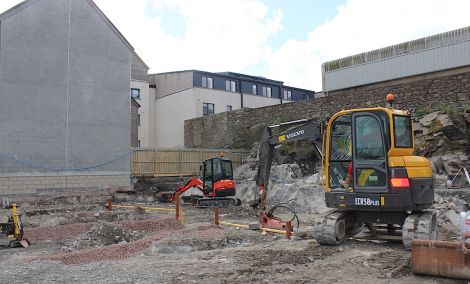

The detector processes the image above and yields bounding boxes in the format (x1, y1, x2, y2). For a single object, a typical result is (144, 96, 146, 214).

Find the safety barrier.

(105, 198, 184, 224)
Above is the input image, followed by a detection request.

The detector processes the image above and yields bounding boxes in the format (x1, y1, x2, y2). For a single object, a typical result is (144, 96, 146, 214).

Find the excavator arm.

(168, 178, 204, 202)
(255, 118, 324, 212)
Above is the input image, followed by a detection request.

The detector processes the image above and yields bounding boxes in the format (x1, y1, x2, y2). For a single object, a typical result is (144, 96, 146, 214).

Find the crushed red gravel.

(117, 217, 184, 233)
(25, 223, 95, 242)
(24, 217, 183, 243)
(27, 220, 226, 266)
(30, 229, 180, 265)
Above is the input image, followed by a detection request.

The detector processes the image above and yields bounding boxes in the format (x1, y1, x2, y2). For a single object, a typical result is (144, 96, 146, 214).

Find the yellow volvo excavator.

(255, 94, 436, 249)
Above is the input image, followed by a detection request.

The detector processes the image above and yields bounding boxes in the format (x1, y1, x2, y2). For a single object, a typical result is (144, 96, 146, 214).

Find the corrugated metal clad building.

(322, 26, 470, 92)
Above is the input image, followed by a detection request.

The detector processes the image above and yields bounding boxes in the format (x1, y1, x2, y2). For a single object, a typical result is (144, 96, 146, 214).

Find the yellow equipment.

(255, 94, 436, 248)
(0, 202, 29, 248)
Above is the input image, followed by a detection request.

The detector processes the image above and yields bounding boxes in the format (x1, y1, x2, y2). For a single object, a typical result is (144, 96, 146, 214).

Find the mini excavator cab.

(202, 157, 236, 198)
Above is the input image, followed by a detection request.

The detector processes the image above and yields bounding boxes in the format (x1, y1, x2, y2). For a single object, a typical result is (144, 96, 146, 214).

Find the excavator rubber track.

(313, 209, 438, 249)
(195, 197, 242, 208)
(313, 210, 363, 245)
(402, 210, 437, 250)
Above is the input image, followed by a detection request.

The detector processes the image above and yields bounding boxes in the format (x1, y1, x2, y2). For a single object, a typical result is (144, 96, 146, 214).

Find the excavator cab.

(317, 107, 436, 247)
(202, 157, 236, 197)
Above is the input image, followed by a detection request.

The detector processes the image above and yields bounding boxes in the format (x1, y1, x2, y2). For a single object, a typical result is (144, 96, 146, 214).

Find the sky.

(1, 0, 470, 91)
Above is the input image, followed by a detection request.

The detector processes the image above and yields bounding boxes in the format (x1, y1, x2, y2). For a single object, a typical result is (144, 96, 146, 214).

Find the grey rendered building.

(0, 0, 146, 196)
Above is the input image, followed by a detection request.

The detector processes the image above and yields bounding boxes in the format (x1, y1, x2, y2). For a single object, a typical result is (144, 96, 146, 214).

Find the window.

(202, 76, 213, 89)
(137, 114, 141, 126)
(328, 114, 352, 188)
(226, 80, 236, 92)
(131, 88, 140, 99)
(252, 84, 257, 95)
(283, 90, 292, 100)
(262, 86, 272, 97)
(355, 168, 386, 187)
(222, 160, 233, 179)
(137, 140, 141, 147)
(203, 103, 215, 116)
(355, 116, 385, 160)
(227, 105, 232, 112)
(393, 115, 412, 148)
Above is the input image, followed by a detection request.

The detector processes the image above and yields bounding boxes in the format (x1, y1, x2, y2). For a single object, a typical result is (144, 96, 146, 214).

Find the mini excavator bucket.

(412, 238, 470, 280)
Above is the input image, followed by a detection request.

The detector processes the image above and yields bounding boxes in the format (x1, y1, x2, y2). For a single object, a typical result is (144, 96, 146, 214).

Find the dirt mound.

(68, 221, 143, 250)
(150, 225, 228, 253)
(29, 219, 185, 265)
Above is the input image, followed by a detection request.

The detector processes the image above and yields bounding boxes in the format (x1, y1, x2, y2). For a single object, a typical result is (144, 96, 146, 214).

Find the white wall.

(242, 93, 281, 108)
(131, 80, 151, 147)
(194, 88, 242, 117)
(153, 87, 284, 148)
(155, 89, 195, 148)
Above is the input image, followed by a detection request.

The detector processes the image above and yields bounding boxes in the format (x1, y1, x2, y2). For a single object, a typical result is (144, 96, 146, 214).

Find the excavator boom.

(256, 118, 323, 210)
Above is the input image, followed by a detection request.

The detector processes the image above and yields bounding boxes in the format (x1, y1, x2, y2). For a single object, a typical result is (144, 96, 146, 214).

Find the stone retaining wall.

(185, 66, 470, 149)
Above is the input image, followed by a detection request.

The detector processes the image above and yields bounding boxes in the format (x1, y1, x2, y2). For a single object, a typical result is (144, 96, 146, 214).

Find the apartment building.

(148, 70, 315, 148)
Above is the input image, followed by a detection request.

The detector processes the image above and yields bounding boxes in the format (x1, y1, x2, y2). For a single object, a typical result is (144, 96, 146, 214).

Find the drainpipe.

(239, 79, 243, 108)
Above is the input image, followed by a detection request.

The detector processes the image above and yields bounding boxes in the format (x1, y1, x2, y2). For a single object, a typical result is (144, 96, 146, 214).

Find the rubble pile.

(29, 218, 185, 265)
(235, 158, 327, 214)
(414, 110, 470, 185)
(67, 221, 143, 250)
(433, 193, 469, 239)
(151, 224, 228, 253)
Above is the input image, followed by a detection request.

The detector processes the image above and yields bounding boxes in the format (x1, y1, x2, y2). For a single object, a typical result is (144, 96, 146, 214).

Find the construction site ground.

(0, 197, 464, 284)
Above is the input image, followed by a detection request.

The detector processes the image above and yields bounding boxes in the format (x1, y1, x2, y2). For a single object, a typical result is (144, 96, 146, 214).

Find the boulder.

(428, 113, 466, 141)
(413, 121, 429, 137)
(432, 157, 445, 175)
(419, 112, 440, 127)
(449, 197, 470, 212)
(441, 209, 461, 227)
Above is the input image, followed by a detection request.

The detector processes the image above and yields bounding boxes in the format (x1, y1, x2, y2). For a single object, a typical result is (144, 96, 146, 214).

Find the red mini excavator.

(166, 156, 241, 207)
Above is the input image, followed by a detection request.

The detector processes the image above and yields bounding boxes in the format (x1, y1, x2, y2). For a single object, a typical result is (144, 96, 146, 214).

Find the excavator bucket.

(412, 239, 470, 280)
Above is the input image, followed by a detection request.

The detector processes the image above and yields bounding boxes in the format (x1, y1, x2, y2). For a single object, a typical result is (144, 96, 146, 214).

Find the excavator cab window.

(393, 115, 412, 148)
(203, 159, 214, 190)
(222, 159, 234, 179)
(329, 114, 352, 190)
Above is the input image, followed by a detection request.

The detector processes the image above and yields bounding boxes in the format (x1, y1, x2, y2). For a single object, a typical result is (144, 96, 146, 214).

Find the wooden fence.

(131, 148, 249, 177)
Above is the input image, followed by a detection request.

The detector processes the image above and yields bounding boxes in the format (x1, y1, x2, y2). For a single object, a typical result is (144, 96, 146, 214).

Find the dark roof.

(150, 69, 283, 84)
(0, 0, 134, 51)
(216, 71, 284, 85)
(149, 69, 315, 93)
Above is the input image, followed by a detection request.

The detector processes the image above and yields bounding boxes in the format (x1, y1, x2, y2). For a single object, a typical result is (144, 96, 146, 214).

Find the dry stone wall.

(185, 66, 470, 149)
